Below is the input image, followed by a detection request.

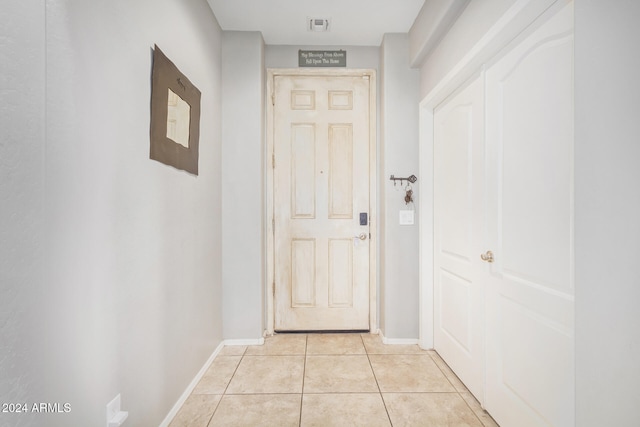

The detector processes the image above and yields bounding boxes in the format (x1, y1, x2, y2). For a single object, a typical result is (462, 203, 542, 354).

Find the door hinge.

(271, 92, 275, 105)
(272, 217, 275, 231)
(272, 153, 275, 168)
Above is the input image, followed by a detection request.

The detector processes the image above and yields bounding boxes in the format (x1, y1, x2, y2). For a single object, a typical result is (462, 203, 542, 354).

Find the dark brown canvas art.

(150, 45, 201, 175)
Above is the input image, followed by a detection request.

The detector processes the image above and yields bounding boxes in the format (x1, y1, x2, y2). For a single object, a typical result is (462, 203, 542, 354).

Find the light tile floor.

(169, 333, 499, 427)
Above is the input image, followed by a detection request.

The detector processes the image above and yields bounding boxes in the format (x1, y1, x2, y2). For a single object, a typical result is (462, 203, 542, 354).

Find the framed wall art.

(149, 45, 201, 175)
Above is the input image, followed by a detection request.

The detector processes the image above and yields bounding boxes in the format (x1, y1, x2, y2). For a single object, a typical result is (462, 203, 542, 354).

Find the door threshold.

(274, 329, 369, 334)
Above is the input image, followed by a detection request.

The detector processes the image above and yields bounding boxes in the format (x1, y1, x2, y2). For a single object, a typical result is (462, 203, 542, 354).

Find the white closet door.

(434, 74, 485, 402)
(484, 2, 574, 426)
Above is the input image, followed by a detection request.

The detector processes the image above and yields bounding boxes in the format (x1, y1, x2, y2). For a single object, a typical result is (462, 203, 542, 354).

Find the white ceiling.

(206, 0, 425, 46)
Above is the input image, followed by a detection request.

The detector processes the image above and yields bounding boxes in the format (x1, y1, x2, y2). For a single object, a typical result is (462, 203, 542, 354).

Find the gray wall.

(266, 43, 422, 339)
(265, 45, 379, 69)
(380, 34, 421, 339)
(221, 31, 266, 339)
(1, 2, 47, 424)
(266, 44, 385, 333)
(575, 1, 640, 425)
(1, 0, 224, 425)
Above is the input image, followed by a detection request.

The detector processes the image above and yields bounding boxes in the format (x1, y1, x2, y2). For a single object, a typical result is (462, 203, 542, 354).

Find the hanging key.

(404, 187, 413, 205)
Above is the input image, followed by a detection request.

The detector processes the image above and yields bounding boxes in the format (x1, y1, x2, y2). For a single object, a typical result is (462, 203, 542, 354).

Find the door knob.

(357, 232, 367, 240)
(480, 250, 494, 263)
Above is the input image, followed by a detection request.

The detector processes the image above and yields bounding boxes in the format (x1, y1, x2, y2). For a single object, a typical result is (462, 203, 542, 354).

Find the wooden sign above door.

(298, 50, 347, 67)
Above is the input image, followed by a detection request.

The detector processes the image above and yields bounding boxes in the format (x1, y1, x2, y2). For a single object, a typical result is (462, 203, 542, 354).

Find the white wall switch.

(399, 210, 415, 225)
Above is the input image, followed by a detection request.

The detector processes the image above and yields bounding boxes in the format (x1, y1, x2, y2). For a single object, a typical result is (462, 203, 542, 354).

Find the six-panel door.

(273, 74, 371, 331)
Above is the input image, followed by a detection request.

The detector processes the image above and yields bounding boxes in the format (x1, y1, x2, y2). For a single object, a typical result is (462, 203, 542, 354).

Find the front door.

(271, 72, 374, 331)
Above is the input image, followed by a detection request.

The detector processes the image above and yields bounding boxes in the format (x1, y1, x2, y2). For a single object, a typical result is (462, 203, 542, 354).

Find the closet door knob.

(480, 250, 494, 263)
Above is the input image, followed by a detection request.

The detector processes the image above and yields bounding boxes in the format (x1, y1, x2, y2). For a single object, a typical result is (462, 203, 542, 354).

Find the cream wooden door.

(272, 73, 372, 331)
(433, 74, 485, 402)
(484, 2, 574, 426)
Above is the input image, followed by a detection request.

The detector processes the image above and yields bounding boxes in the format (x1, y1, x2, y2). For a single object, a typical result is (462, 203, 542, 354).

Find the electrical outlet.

(106, 394, 128, 427)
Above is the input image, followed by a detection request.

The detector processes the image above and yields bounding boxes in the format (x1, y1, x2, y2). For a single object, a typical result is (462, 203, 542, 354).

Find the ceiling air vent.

(308, 17, 330, 32)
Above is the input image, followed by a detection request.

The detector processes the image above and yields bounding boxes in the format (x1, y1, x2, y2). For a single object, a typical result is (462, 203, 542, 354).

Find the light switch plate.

(399, 210, 415, 225)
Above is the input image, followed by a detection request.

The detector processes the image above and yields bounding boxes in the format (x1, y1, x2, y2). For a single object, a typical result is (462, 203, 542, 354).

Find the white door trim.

(418, 0, 564, 349)
(266, 68, 377, 335)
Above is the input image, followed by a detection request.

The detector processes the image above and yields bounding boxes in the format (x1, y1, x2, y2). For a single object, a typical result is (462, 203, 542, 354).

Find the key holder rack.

(389, 174, 417, 187)
(390, 174, 417, 205)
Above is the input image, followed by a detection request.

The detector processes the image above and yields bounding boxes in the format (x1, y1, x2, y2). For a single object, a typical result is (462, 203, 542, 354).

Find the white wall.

(417, 0, 517, 98)
(2, 0, 224, 425)
(413, 0, 640, 423)
(1, 2, 47, 426)
(379, 34, 421, 339)
(574, 1, 640, 425)
(408, 0, 470, 67)
(221, 31, 266, 339)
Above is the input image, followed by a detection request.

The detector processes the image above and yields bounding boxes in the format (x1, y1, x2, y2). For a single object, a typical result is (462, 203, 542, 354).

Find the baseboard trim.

(159, 336, 267, 426)
(158, 341, 224, 427)
(383, 337, 420, 345)
(224, 337, 265, 346)
(378, 329, 419, 345)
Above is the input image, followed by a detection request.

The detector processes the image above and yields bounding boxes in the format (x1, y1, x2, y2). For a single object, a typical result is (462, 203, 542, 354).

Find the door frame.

(265, 68, 378, 335)
(418, 0, 564, 350)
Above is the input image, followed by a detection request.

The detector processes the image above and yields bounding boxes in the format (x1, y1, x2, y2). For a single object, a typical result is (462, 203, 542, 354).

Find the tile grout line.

(221, 347, 246, 395)
(298, 334, 308, 427)
(195, 335, 490, 427)
(205, 346, 247, 427)
(458, 390, 490, 427)
(361, 333, 394, 427)
(428, 350, 488, 427)
(427, 350, 458, 391)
